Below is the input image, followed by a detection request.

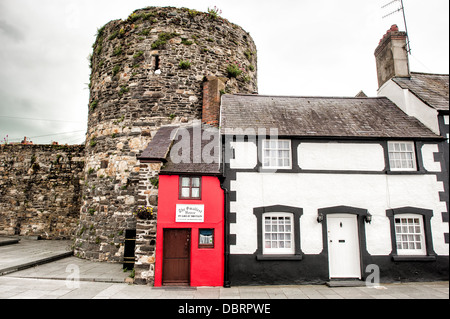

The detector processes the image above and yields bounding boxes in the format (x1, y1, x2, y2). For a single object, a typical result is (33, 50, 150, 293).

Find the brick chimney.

(374, 25, 410, 88)
(202, 76, 227, 127)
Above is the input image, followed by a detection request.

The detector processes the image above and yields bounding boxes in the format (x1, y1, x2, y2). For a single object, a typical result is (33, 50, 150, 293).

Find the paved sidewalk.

(0, 275, 448, 299)
(0, 237, 448, 300)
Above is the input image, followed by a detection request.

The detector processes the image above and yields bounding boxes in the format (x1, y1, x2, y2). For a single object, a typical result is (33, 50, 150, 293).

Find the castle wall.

(75, 6, 257, 263)
(0, 144, 84, 239)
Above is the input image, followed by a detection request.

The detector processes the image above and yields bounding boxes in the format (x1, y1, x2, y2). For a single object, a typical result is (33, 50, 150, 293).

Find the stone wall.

(0, 144, 84, 239)
(75, 6, 258, 264)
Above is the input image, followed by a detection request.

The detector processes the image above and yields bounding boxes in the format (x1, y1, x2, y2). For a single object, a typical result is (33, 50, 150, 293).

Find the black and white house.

(375, 25, 449, 246)
(220, 93, 448, 285)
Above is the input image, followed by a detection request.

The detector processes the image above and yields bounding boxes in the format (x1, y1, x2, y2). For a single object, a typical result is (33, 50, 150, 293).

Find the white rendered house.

(220, 93, 448, 285)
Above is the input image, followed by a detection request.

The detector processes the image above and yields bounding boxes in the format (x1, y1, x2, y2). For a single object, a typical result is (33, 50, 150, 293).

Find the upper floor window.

(262, 139, 292, 169)
(388, 141, 417, 171)
(179, 176, 201, 199)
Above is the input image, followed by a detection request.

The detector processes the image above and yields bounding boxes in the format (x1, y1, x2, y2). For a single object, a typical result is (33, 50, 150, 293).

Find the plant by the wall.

(133, 51, 144, 59)
(179, 60, 192, 70)
(181, 38, 193, 45)
(151, 32, 178, 49)
(90, 100, 98, 111)
(118, 85, 129, 97)
(133, 206, 155, 220)
(226, 62, 244, 78)
(113, 46, 123, 56)
(112, 65, 120, 76)
(207, 6, 222, 20)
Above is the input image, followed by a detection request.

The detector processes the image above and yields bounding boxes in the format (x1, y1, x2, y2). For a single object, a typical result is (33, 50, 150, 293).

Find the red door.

(162, 229, 190, 286)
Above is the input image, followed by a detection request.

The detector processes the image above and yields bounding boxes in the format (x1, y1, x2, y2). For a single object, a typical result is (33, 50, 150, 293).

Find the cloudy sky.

(0, 0, 448, 145)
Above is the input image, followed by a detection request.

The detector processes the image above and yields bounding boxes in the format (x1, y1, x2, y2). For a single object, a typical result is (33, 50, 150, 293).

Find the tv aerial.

(381, 0, 411, 54)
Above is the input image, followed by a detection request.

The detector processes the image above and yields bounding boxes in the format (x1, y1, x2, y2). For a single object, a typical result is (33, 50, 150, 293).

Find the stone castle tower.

(74, 6, 257, 267)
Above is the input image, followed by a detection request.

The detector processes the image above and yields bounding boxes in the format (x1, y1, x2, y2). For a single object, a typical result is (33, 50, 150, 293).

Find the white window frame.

(388, 141, 417, 171)
(394, 214, 426, 256)
(262, 139, 292, 169)
(263, 212, 295, 255)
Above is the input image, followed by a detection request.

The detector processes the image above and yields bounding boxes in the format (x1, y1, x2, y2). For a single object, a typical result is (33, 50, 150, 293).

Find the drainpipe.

(220, 136, 231, 288)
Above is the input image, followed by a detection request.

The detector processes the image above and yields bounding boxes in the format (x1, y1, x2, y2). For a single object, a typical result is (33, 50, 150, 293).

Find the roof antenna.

(381, 0, 411, 54)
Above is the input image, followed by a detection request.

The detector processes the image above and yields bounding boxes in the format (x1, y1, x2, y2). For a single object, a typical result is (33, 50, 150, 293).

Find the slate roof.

(137, 126, 178, 162)
(220, 94, 441, 139)
(139, 125, 221, 175)
(392, 72, 449, 112)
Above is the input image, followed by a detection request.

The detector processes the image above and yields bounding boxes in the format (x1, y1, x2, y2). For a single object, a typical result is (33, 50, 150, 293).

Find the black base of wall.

(229, 254, 449, 286)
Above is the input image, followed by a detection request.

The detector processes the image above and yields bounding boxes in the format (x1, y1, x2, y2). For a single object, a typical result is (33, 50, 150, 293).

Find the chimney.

(374, 25, 410, 88)
(202, 76, 227, 127)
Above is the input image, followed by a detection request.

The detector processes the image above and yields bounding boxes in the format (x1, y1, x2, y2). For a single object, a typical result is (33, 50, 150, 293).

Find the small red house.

(154, 174, 224, 286)
(139, 125, 224, 287)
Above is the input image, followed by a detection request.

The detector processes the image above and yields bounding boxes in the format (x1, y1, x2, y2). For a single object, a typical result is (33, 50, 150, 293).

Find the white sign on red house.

(176, 204, 204, 222)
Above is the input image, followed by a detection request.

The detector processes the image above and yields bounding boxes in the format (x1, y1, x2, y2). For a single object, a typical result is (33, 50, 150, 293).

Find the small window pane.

(191, 188, 200, 198)
(192, 178, 200, 187)
(181, 188, 190, 198)
(181, 177, 190, 187)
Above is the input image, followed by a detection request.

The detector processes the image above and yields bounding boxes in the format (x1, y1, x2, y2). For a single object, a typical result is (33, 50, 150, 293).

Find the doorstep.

(326, 280, 366, 287)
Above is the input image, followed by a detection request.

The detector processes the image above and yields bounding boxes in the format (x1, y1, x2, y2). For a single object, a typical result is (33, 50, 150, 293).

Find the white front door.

(327, 214, 361, 279)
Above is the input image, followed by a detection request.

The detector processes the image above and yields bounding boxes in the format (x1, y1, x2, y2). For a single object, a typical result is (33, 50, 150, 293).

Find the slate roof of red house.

(392, 72, 449, 112)
(137, 126, 178, 162)
(220, 94, 442, 139)
(139, 125, 221, 175)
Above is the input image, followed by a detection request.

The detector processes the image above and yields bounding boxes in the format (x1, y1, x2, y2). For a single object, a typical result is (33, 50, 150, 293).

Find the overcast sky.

(0, 0, 448, 144)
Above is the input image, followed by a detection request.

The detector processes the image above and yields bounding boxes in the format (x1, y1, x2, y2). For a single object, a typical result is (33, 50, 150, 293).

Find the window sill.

(392, 255, 436, 262)
(256, 254, 303, 261)
(386, 170, 424, 175)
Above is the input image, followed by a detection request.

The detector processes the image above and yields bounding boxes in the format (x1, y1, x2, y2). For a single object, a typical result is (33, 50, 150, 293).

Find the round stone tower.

(74, 7, 257, 263)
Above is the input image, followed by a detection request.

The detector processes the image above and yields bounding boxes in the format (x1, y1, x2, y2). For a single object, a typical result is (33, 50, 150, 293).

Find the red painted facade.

(154, 175, 224, 287)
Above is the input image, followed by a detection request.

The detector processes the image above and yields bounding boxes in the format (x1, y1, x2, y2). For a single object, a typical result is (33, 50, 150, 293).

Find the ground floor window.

(199, 229, 214, 248)
(386, 207, 436, 260)
(394, 214, 426, 256)
(263, 213, 294, 254)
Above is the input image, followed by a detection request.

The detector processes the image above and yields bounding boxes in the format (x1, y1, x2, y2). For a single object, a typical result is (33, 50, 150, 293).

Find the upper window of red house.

(179, 176, 201, 199)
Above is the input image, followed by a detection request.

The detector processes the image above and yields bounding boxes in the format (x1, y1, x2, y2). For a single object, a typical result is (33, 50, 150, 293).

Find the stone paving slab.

(4, 256, 130, 283)
(0, 238, 73, 275)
